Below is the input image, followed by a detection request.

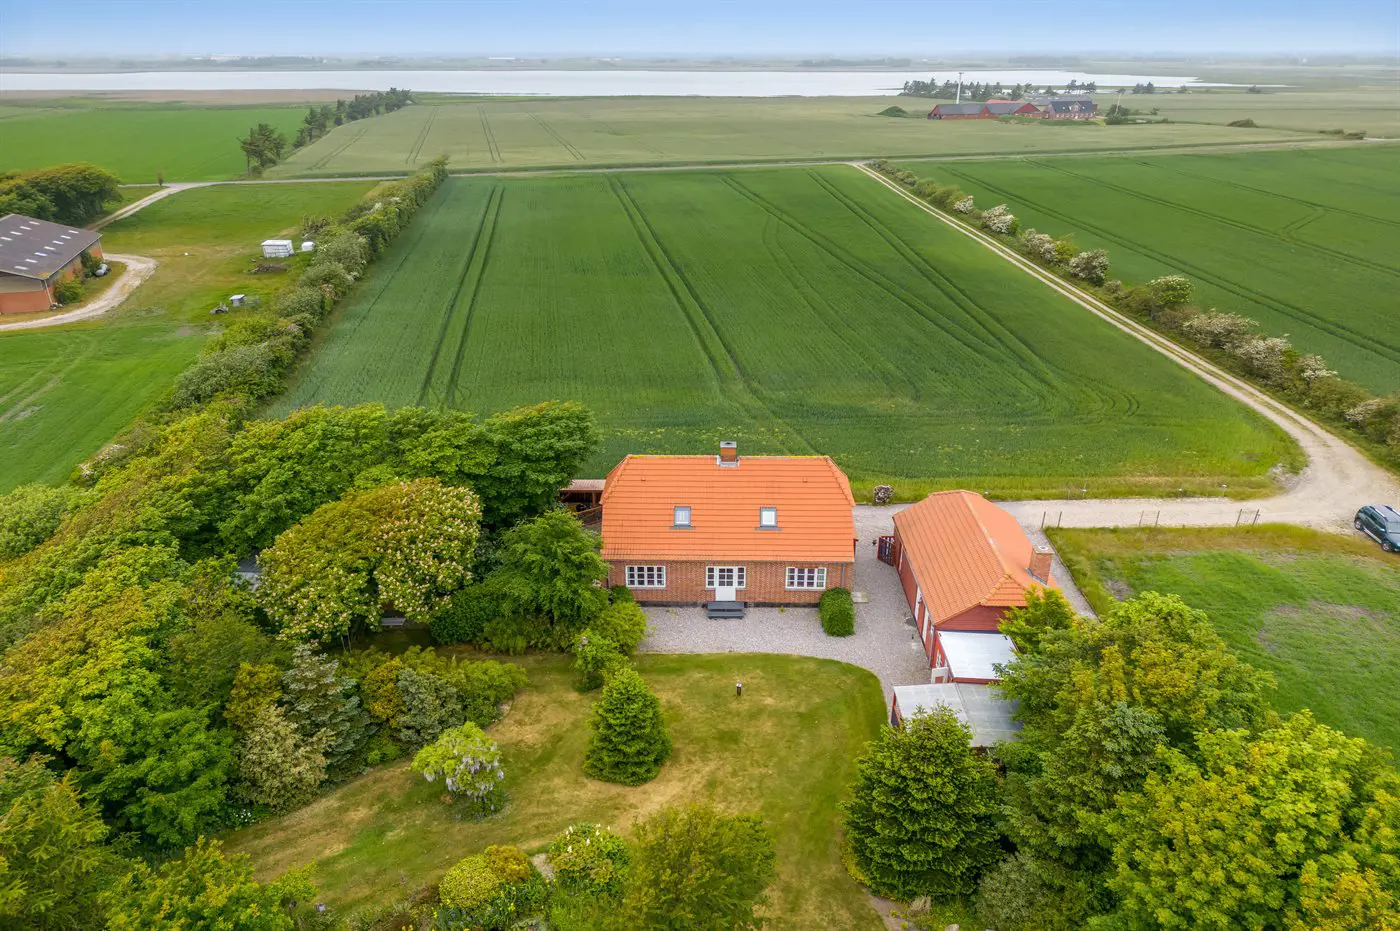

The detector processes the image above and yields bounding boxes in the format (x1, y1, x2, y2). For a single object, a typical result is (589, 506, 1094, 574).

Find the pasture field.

(227, 652, 887, 928)
(1051, 526, 1400, 752)
(267, 94, 1317, 176)
(898, 146, 1400, 393)
(274, 166, 1294, 496)
(0, 181, 374, 492)
(0, 103, 306, 181)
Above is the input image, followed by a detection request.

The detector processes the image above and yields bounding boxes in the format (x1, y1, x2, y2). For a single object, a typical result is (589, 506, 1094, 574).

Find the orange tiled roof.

(893, 491, 1056, 625)
(601, 455, 855, 562)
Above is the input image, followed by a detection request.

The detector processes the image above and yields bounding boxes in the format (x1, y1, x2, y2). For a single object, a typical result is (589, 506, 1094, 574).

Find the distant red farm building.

(928, 100, 1042, 120)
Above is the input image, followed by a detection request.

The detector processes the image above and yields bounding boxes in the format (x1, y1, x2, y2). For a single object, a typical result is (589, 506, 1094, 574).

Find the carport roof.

(0, 214, 101, 281)
(893, 682, 1021, 747)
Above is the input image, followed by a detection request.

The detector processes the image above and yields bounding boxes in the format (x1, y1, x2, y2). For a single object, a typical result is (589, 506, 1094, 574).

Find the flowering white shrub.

(981, 204, 1016, 234)
(1345, 398, 1387, 425)
(1147, 274, 1194, 307)
(1181, 311, 1256, 349)
(1068, 249, 1110, 284)
(1298, 354, 1337, 384)
(952, 195, 975, 214)
(1019, 229, 1057, 263)
(411, 722, 504, 808)
(1229, 335, 1292, 383)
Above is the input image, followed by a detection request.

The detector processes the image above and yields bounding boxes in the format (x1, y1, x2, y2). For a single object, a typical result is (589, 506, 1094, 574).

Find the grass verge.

(1049, 525, 1400, 752)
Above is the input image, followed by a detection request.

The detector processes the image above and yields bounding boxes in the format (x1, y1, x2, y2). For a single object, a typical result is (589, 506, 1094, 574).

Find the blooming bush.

(258, 478, 481, 642)
(952, 195, 975, 214)
(1298, 355, 1337, 384)
(1229, 335, 1293, 384)
(1019, 229, 1057, 263)
(437, 845, 545, 929)
(548, 823, 631, 899)
(980, 204, 1016, 235)
(1068, 249, 1110, 284)
(1182, 311, 1256, 349)
(410, 723, 505, 813)
(1148, 274, 1194, 307)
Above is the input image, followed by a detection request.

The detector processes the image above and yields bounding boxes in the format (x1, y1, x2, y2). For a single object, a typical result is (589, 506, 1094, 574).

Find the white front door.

(709, 565, 744, 602)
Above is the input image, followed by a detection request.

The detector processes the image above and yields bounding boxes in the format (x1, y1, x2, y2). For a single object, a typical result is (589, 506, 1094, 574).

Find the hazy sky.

(2, 0, 1397, 58)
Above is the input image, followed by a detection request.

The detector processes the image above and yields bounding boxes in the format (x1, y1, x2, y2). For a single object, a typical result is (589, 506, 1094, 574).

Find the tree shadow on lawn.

(223, 651, 887, 930)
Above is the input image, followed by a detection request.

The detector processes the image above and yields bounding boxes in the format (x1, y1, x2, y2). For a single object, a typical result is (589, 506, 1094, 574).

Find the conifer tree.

(583, 667, 670, 785)
(842, 707, 1001, 900)
(281, 645, 371, 771)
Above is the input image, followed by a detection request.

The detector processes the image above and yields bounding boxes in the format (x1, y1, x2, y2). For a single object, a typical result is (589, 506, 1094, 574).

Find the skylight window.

(673, 506, 692, 528)
(759, 507, 778, 528)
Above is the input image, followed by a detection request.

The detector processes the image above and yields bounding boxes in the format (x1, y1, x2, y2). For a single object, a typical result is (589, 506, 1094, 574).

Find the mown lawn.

(0, 181, 375, 491)
(224, 652, 887, 929)
(274, 165, 1294, 498)
(1050, 525, 1400, 752)
(897, 146, 1400, 392)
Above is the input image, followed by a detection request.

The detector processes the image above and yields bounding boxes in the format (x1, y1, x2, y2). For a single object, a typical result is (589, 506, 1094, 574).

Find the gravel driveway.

(639, 505, 1099, 700)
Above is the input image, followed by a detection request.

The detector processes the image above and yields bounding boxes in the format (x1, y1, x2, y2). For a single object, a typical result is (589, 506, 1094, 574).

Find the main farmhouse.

(0, 213, 102, 314)
(927, 97, 1099, 120)
(600, 442, 855, 613)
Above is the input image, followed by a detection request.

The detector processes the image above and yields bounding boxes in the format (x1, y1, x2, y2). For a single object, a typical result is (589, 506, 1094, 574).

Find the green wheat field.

(274, 166, 1293, 495)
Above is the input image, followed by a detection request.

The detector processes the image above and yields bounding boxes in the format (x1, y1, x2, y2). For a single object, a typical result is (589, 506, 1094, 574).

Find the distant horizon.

(0, 0, 1395, 58)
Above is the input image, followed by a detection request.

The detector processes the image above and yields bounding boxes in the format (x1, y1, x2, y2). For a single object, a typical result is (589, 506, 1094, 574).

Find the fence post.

(1058, 510, 1063, 528)
(1155, 510, 1160, 527)
(1040, 511, 1046, 530)
(1252, 509, 1260, 527)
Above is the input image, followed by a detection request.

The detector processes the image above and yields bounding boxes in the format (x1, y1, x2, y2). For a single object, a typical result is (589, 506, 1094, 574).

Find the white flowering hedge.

(258, 478, 482, 642)
(952, 195, 975, 214)
(980, 204, 1016, 234)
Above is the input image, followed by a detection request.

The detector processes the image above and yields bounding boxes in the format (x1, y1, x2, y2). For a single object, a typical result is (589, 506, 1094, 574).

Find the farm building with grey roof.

(0, 214, 103, 315)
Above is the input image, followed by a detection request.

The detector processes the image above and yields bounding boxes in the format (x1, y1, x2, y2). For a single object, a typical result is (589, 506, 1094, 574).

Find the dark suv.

(1354, 504, 1400, 553)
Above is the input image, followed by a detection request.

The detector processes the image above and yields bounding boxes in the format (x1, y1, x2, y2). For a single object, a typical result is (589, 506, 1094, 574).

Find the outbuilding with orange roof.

(889, 490, 1056, 681)
(600, 442, 856, 608)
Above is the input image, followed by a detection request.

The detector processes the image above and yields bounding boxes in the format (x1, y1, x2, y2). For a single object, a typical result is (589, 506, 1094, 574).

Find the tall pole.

(956, 71, 963, 104)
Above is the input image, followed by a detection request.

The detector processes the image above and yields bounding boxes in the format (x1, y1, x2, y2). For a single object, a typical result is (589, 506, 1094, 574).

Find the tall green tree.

(1104, 713, 1400, 930)
(998, 587, 1075, 655)
(619, 804, 776, 931)
(843, 707, 1002, 900)
(0, 756, 124, 929)
(472, 401, 599, 528)
(280, 645, 370, 771)
(234, 704, 330, 812)
(492, 509, 608, 649)
(583, 667, 670, 786)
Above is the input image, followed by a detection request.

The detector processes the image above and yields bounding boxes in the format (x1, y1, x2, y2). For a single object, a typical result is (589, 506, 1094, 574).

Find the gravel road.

(0, 254, 157, 332)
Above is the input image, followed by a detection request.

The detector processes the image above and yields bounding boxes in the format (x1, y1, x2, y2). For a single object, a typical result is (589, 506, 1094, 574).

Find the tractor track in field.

(717, 174, 1024, 393)
(1140, 158, 1400, 231)
(405, 106, 439, 165)
(477, 107, 503, 164)
(758, 217, 922, 402)
(1028, 158, 1399, 278)
(940, 165, 1400, 368)
(857, 162, 1400, 532)
(807, 170, 1139, 421)
(0, 337, 97, 425)
(607, 175, 817, 456)
(417, 185, 503, 407)
(806, 170, 1069, 399)
(529, 112, 585, 161)
(310, 125, 368, 171)
(442, 189, 504, 408)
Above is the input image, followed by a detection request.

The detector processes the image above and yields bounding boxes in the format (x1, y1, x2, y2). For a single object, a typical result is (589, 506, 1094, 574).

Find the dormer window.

(673, 506, 692, 528)
(759, 507, 778, 529)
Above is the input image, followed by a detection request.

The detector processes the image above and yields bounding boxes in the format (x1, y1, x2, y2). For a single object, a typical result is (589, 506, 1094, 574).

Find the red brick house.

(600, 443, 856, 607)
(890, 490, 1055, 679)
(0, 214, 103, 315)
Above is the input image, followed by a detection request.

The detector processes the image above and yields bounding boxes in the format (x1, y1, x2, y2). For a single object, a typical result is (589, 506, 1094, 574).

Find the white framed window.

(759, 507, 778, 528)
(705, 566, 747, 590)
(785, 567, 827, 590)
(625, 565, 666, 589)
(673, 505, 692, 528)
